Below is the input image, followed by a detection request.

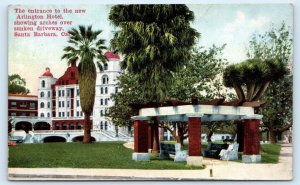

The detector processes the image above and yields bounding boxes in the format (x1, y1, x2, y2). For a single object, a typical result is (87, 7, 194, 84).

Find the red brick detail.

(243, 119, 260, 155)
(148, 124, 153, 149)
(188, 117, 202, 156)
(54, 64, 78, 86)
(152, 117, 159, 153)
(52, 120, 84, 130)
(134, 120, 149, 153)
(71, 89, 74, 117)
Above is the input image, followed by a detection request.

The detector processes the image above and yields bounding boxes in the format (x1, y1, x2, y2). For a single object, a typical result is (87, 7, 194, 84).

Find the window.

(62, 112, 65, 117)
(20, 112, 26, 116)
(48, 91, 51, 97)
(59, 101, 61, 108)
(29, 102, 35, 109)
(105, 98, 108, 105)
(100, 110, 104, 117)
(115, 87, 119, 94)
(62, 90, 65, 97)
(47, 102, 50, 108)
(102, 75, 109, 84)
(11, 112, 17, 116)
(104, 121, 108, 130)
(77, 122, 81, 130)
(59, 112, 61, 117)
(67, 90, 70, 97)
(105, 87, 108, 94)
(40, 102, 44, 108)
(100, 121, 103, 130)
(11, 101, 17, 108)
(55, 122, 60, 130)
(29, 113, 35, 117)
(76, 100, 79, 107)
(100, 99, 103, 105)
(62, 122, 66, 130)
(40, 91, 45, 98)
(58, 90, 61, 97)
(62, 101, 65, 107)
(76, 111, 79, 117)
(77, 89, 80, 96)
(67, 112, 70, 117)
(80, 112, 83, 116)
(47, 112, 50, 117)
(70, 122, 74, 129)
(20, 101, 26, 107)
(41, 80, 45, 88)
(67, 101, 70, 108)
(100, 87, 103, 94)
(104, 63, 108, 70)
(40, 113, 44, 117)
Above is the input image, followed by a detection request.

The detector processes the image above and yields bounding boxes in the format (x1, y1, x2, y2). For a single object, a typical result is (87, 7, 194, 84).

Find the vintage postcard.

(7, 4, 293, 180)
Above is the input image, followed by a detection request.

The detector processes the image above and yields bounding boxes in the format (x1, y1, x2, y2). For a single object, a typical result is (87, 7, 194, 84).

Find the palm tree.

(62, 25, 107, 143)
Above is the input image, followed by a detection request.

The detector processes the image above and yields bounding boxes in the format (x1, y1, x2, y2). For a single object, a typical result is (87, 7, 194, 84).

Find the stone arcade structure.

(131, 103, 262, 165)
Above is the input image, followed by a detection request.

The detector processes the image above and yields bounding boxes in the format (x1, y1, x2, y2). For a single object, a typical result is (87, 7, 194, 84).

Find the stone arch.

(43, 136, 66, 143)
(72, 136, 96, 142)
(34, 122, 51, 130)
(15, 121, 33, 133)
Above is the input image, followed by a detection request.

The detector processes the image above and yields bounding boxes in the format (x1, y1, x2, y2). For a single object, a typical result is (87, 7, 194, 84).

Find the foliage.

(109, 5, 200, 102)
(61, 25, 107, 143)
(9, 142, 203, 169)
(169, 45, 234, 101)
(8, 74, 30, 94)
(223, 58, 287, 102)
(246, 23, 293, 143)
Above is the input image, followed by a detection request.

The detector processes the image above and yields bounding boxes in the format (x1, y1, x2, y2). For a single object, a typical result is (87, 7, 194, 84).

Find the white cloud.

(249, 15, 269, 29)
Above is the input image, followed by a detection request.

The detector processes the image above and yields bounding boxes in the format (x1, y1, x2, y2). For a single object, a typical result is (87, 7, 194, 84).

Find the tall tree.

(246, 23, 293, 143)
(62, 25, 107, 143)
(8, 74, 30, 94)
(109, 5, 199, 102)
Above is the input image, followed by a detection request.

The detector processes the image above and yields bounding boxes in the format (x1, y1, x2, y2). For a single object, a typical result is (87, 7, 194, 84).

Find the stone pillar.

(132, 119, 150, 161)
(187, 115, 203, 167)
(242, 115, 262, 163)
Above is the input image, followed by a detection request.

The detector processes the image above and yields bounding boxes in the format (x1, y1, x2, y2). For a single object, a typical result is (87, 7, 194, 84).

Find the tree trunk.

(177, 123, 185, 146)
(83, 113, 91, 143)
(159, 127, 164, 141)
(233, 83, 245, 102)
(115, 125, 119, 137)
(252, 81, 270, 101)
(269, 129, 276, 144)
(206, 130, 213, 149)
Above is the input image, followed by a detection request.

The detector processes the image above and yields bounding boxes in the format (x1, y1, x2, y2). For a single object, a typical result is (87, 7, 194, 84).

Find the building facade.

(8, 94, 38, 117)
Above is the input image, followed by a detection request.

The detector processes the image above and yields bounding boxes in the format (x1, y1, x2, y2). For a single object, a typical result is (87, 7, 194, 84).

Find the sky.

(8, 4, 293, 95)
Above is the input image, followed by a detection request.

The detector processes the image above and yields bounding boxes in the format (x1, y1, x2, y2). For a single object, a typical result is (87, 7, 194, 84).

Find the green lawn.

(8, 142, 202, 169)
(8, 142, 281, 169)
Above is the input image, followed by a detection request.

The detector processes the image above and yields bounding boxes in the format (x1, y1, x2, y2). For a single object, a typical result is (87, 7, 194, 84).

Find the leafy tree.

(246, 23, 293, 143)
(61, 25, 107, 143)
(8, 74, 30, 94)
(109, 5, 199, 103)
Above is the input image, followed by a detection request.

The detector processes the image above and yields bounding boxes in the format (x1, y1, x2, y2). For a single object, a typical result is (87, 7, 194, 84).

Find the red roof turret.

(105, 51, 120, 60)
(42, 67, 53, 77)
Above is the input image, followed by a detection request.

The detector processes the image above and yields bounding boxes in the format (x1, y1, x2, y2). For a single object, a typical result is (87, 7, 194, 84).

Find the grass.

(8, 142, 282, 169)
(8, 142, 203, 169)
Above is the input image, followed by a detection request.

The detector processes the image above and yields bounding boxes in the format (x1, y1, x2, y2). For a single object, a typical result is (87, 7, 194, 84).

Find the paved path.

(8, 143, 293, 181)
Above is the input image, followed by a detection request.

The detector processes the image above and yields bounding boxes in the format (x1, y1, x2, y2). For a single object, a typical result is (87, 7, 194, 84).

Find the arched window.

(100, 110, 104, 116)
(40, 102, 44, 108)
(47, 112, 50, 117)
(40, 113, 44, 117)
(104, 121, 108, 130)
(47, 102, 50, 108)
(62, 122, 66, 130)
(104, 63, 108, 70)
(105, 98, 108, 105)
(100, 87, 103, 94)
(100, 121, 103, 130)
(55, 122, 60, 130)
(40, 91, 44, 98)
(70, 122, 74, 129)
(41, 80, 45, 88)
(105, 87, 108, 94)
(100, 99, 103, 105)
(102, 75, 109, 84)
(77, 122, 81, 130)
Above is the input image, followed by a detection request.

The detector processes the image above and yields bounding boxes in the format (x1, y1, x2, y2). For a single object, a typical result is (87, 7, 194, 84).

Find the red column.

(188, 117, 202, 156)
(134, 120, 149, 153)
(152, 117, 159, 153)
(243, 119, 260, 155)
(147, 124, 153, 150)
